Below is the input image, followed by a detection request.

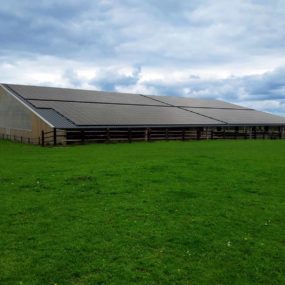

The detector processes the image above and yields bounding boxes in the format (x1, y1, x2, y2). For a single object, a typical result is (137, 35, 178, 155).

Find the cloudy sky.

(1, 0, 285, 115)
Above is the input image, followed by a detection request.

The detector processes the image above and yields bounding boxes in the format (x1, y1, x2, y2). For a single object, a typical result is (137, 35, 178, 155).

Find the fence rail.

(1, 127, 284, 146)
(59, 127, 285, 146)
(0, 133, 40, 144)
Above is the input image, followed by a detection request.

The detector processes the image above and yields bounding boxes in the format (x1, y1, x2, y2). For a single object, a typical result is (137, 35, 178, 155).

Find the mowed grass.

(0, 140, 285, 285)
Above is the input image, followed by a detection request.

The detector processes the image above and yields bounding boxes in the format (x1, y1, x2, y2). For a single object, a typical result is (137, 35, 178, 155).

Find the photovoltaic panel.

(29, 100, 223, 126)
(7, 84, 167, 106)
(185, 108, 285, 125)
(147, 95, 251, 109)
(36, 109, 76, 128)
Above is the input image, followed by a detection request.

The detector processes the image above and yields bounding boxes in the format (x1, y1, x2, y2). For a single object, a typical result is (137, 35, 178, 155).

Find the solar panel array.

(4, 83, 285, 128)
(184, 108, 285, 125)
(7, 84, 167, 106)
(30, 100, 222, 126)
(147, 95, 251, 109)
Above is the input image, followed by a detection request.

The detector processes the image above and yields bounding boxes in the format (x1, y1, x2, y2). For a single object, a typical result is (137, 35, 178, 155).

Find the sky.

(1, 0, 285, 115)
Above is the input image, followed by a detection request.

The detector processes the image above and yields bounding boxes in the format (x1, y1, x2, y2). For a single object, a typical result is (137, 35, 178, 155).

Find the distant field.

(0, 140, 284, 285)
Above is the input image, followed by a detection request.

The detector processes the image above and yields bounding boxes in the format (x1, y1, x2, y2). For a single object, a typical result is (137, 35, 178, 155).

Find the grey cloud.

(88, 65, 142, 91)
(0, 1, 116, 58)
(144, 67, 285, 101)
(139, 66, 285, 115)
(242, 68, 285, 100)
(62, 69, 82, 87)
(1, 0, 285, 67)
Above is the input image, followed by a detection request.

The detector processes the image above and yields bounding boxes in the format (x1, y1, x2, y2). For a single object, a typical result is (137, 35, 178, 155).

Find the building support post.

(235, 127, 239, 139)
(41, 131, 45, 147)
(53, 128, 57, 146)
(182, 128, 185, 141)
(196, 128, 201, 140)
(253, 127, 257, 139)
(106, 128, 110, 142)
(144, 128, 148, 141)
(265, 126, 269, 139)
(81, 130, 85, 144)
(128, 128, 132, 143)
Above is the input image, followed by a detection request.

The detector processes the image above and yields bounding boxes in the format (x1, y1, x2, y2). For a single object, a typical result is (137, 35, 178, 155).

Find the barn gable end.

(0, 85, 53, 143)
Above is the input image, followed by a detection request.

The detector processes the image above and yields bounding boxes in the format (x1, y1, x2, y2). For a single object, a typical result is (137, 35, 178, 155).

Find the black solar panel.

(147, 95, 251, 109)
(36, 109, 77, 128)
(7, 84, 167, 106)
(30, 100, 223, 126)
(185, 108, 285, 125)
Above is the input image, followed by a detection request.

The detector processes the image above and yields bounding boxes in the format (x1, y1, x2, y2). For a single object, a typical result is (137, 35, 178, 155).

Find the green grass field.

(0, 140, 284, 285)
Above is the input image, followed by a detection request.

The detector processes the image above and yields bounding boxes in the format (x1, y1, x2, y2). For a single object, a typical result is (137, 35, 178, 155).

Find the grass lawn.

(0, 139, 285, 284)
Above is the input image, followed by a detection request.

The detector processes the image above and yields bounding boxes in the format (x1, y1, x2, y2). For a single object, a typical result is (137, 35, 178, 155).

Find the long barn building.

(1, 83, 285, 145)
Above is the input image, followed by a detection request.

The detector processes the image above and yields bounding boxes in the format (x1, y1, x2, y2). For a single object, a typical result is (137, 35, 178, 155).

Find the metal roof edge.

(59, 123, 285, 130)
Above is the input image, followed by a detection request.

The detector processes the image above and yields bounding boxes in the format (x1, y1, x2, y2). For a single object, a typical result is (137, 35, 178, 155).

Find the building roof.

(1, 83, 285, 128)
